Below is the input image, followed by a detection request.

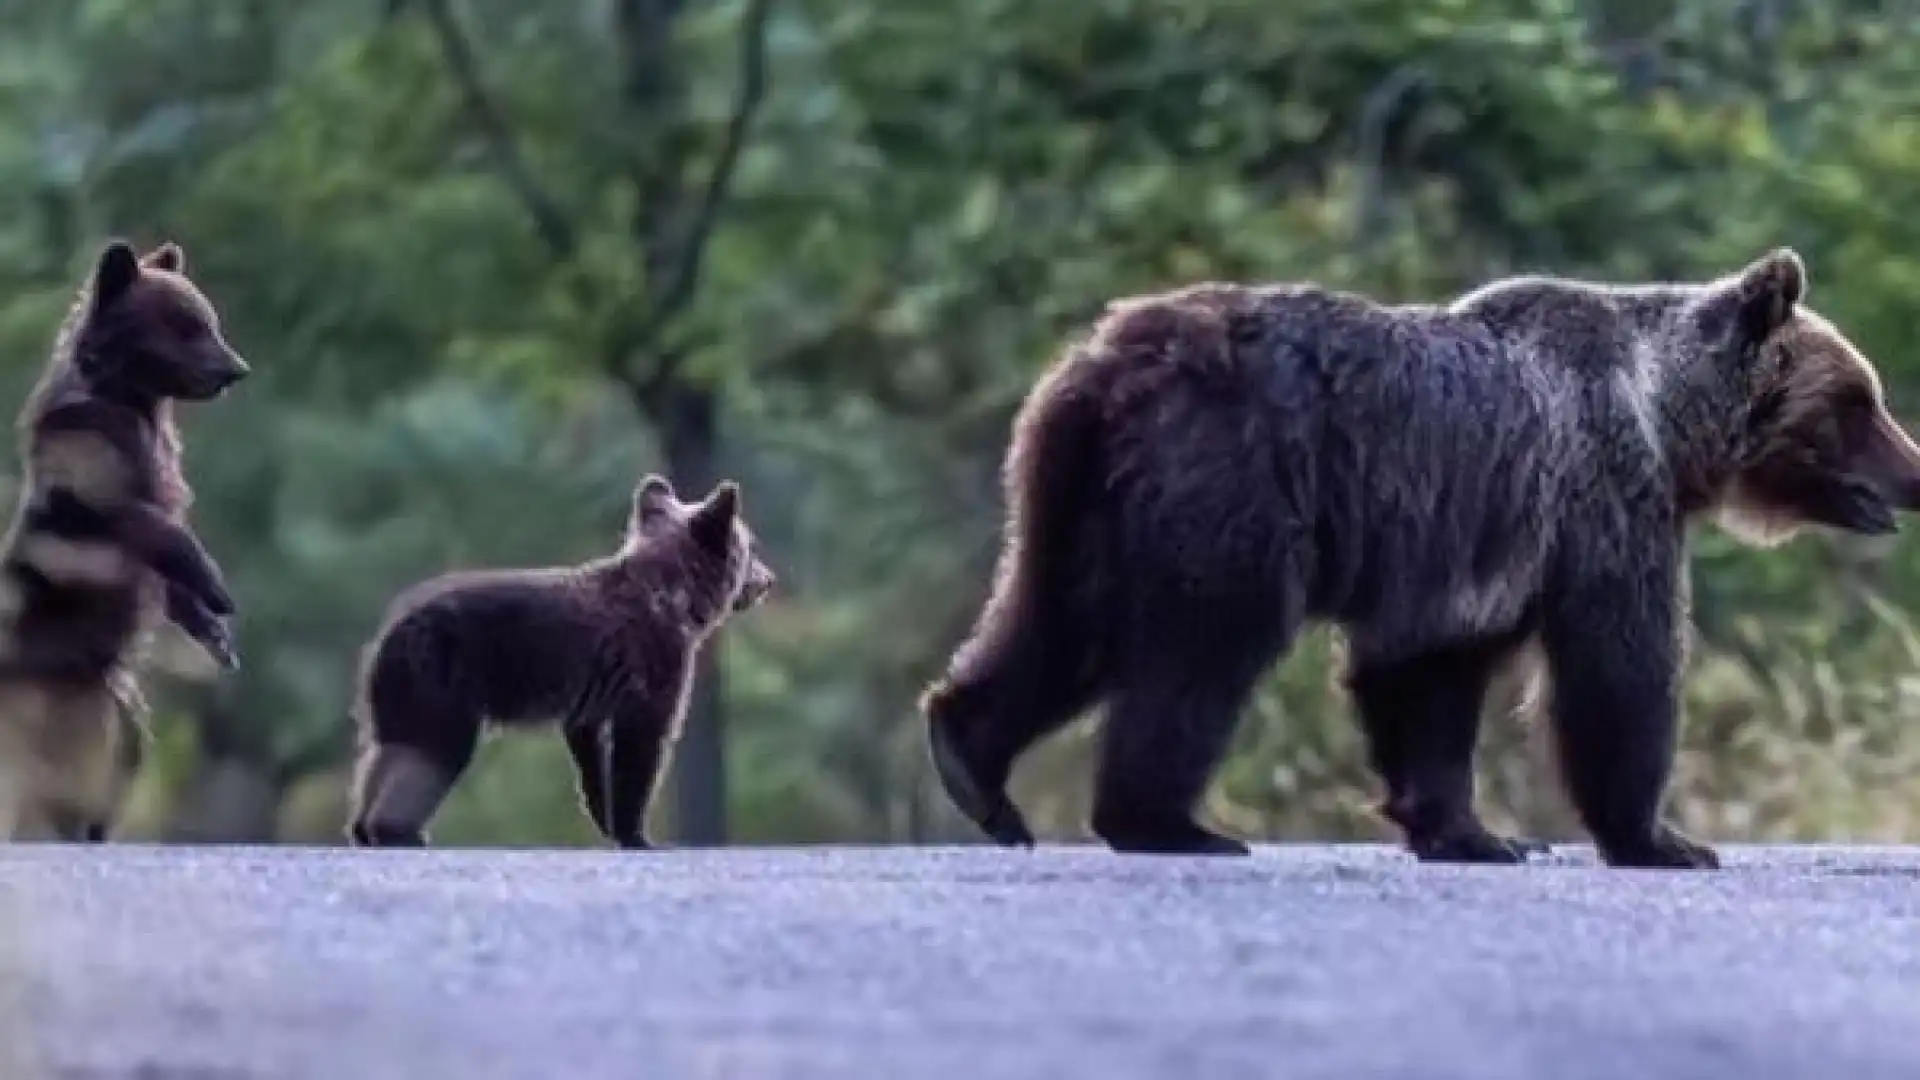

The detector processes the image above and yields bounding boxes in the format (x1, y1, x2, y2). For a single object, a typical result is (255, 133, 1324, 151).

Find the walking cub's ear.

(141, 242, 186, 274)
(688, 481, 740, 551)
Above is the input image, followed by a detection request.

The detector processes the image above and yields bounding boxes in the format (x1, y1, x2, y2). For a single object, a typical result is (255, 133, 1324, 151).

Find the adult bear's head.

(1687, 248, 1920, 546)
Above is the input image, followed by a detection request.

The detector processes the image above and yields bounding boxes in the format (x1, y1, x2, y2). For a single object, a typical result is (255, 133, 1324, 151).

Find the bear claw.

(1410, 826, 1550, 865)
(1094, 814, 1250, 856)
(1603, 824, 1720, 870)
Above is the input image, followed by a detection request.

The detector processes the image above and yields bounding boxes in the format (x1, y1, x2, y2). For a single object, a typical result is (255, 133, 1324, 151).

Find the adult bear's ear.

(1739, 247, 1805, 333)
(1710, 247, 1806, 347)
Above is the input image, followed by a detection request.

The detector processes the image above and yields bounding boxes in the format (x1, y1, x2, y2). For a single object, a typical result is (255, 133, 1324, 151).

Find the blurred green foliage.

(0, 0, 1918, 848)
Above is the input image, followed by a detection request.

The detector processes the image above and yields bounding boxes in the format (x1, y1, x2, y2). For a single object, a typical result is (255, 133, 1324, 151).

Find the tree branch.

(642, 0, 775, 334)
(417, 0, 578, 259)
(1352, 64, 1427, 251)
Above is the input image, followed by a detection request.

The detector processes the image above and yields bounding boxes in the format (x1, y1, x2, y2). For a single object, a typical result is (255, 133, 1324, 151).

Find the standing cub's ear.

(689, 481, 740, 550)
(92, 240, 142, 308)
(141, 242, 186, 274)
(1732, 247, 1806, 342)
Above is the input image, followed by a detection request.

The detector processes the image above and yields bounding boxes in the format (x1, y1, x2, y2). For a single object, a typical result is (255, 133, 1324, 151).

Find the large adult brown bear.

(921, 249, 1920, 869)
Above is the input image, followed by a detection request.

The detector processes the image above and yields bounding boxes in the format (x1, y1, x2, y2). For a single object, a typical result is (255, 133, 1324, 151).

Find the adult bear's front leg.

(1348, 634, 1552, 865)
(1540, 537, 1718, 870)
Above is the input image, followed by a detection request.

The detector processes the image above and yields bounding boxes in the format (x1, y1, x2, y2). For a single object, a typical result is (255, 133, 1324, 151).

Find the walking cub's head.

(68, 239, 250, 405)
(1688, 249, 1920, 546)
(627, 473, 776, 615)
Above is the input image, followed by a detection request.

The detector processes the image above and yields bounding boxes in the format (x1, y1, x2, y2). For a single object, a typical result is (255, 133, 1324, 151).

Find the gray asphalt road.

(2, 844, 1918, 1080)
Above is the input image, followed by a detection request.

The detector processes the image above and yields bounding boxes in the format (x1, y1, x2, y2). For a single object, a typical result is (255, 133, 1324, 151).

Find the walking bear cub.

(347, 474, 775, 848)
(922, 248, 1920, 869)
(0, 239, 249, 842)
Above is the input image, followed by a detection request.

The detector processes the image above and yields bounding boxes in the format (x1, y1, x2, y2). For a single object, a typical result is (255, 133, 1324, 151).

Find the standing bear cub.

(347, 474, 775, 848)
(922, 248, 1920, 869)
(0, 239, 248, 843)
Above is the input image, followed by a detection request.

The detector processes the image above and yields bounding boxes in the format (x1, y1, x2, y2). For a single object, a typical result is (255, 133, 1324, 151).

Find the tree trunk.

(657, 381, 727, 846)
(164, 692, 288, 843)
(167, 755, 285, 843)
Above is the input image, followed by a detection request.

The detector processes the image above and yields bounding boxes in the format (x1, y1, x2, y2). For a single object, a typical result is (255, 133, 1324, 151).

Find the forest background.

(1, 0, 1915, 849)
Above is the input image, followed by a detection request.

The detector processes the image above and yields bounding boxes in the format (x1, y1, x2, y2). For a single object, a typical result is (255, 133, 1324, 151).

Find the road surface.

(2, 843, 1918, 1079)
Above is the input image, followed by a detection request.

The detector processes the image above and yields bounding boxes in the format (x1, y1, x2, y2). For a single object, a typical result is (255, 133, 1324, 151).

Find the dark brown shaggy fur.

(922, 248, 1920, 870)
(0, 240, 249, 842)
(346, 474, 775, 848)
